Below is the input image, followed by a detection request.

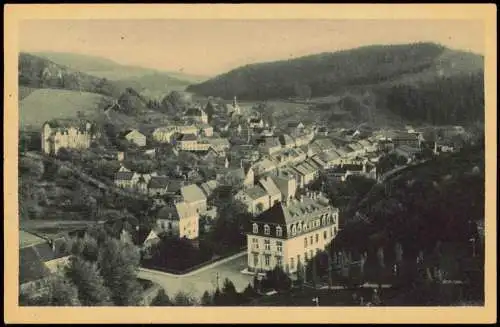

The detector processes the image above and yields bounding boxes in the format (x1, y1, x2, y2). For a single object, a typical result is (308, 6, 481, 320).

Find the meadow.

(19, 88, 112, 131)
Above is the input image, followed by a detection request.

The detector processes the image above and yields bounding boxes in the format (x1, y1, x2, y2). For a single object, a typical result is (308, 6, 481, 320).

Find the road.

(137, 251, 253, 300)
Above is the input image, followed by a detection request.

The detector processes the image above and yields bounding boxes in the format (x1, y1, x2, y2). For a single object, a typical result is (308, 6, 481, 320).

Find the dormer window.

(253, 223, 258, 234)
(264, 224, 270, 235)
(291, 225, 297, 236)
(276, 226, 283, 237)
(297, 223, 302, 233)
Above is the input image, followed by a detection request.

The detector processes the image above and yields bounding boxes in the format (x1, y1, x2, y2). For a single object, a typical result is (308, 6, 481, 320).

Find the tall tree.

(98, 238, 142, 306)
(65, 256, 112, 306)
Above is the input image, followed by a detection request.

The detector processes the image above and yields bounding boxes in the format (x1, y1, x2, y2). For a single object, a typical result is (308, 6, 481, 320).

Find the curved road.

(137, 251, 254, 300)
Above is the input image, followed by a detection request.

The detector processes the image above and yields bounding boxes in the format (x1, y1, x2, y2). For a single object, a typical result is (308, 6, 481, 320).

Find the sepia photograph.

(4, 3, 496, 324)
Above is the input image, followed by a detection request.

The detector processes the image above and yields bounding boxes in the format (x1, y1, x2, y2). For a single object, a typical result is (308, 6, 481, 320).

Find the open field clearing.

(19, 88, 111, 131)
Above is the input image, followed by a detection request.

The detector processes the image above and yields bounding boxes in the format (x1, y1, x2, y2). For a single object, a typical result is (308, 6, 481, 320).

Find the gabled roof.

(200, 179, 218, 198)
(124, 129, 145, 139)
(19, 246, 51, 284)
(149, 176, 170, 189)
(239, 185, 268, 201)
(115, 171, 135, 181)
(181, 184, 207, 203)
(279, 134, 295, 147)
(185, 107, 205, 116)
(258, 176, 281, 197)
(179, 133, 198, 141)
(293, 161, 318, 176)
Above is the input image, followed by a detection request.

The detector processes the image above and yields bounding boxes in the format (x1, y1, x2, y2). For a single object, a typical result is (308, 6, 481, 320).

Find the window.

(304, 252, 308, 260)
(252, 238, 259, 249)
(303, 223, 308, 232)
(310, 236, 313, 245)
(304, 237, 308, 247)
(277, 241, 283, 252)
(291, 225, 296, 236)
(264, 240, 270, 251)
(253, 223, 258, 234)
(330, 228, 333, 237)
(297, 224, 302, 233)
(334, 227, 337, 235)
(324, 231, 327, 239)
(168, 222, 172, 230)
(322, 216, 326, 225)
(265, 255, 270, 266)
(310, 250, 313, 258)
(297, 255, 301, 264)
(315, 234, 319, 243)
(264, 224, 270, 235)
(290, 257, 295, 270)
(276, 226, 283, 237)
(276, 256, 282, 267)
(253, 254, 259, 266)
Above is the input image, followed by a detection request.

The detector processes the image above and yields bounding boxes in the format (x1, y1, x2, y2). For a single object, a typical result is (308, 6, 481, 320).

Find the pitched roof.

(124, 129, 145, 139)
(185, 107, 205, 116)
(200, 180, 218, 197)
(19, 231, 46, 248)
(149, 176, 170, 189)
(258, 176, 281, 197)
(19, 247, 51, 284)
(179, 133, 198, 141)
(181, 184, 207, 203)
(293, 161, 318, 176)
(115, 171, 135, 181)
(279, 134, 295, 146)
(240, 185, 268, 201)
(252, 193, 333, 226)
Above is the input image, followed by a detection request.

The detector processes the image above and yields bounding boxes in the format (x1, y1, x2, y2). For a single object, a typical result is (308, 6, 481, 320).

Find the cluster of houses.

(41, 120, 97, 155)
(36, 94, 466, 280)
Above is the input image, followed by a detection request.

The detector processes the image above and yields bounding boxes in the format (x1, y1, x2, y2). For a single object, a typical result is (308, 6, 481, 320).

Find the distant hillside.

(32, 51, 208, 96)
(187, 43, 484, 125)
(19, 52, 123, 98)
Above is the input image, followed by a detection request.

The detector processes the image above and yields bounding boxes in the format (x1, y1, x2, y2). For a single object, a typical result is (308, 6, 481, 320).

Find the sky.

(19, 19, 484, 77)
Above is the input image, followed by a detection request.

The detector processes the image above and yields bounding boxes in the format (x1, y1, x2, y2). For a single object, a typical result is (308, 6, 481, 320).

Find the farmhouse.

(123, 129, 147, 147)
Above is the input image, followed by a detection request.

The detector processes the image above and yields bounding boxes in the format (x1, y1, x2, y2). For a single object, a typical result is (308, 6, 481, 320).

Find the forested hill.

(187, 43, 483, 100)
(187, 42, 484, 125)
(19, 52, 123, 98)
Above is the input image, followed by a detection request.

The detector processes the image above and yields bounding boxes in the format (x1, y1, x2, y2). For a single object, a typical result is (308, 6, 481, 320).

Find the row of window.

(252, 250, 322, 270)
(252, 239, 282, 252)
(252, 213, 337, 236)
(303, 227, 337, 247)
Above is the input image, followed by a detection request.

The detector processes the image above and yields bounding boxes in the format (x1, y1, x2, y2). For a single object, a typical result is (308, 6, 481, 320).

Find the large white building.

(41, 120, 95, 155)
(246, 191, 339, 276)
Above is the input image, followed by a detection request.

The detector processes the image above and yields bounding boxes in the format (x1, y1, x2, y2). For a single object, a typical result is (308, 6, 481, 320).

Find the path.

(137, 251, 253, 299)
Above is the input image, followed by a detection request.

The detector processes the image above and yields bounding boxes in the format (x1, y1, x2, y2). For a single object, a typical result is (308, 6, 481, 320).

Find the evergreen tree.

(98, 238, 142, 306)
(65, 256, 112, 306)
(200, 290, 213, 306)
(151, 289, 172, 306)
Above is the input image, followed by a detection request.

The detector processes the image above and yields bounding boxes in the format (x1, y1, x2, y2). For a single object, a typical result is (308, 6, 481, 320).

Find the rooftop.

(180, 184, 207, 203)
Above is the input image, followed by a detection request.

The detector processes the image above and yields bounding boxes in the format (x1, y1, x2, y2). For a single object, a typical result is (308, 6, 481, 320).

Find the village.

(19, 91, 471, 304)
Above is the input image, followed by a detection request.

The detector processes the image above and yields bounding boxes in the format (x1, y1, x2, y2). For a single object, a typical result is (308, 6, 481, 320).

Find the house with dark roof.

(292, 159, 320, 188)
(257, 136, 282, 155)
(246, 192, 339, 275)
(148, 176, 170, 196)
(19, 234, 71, 296)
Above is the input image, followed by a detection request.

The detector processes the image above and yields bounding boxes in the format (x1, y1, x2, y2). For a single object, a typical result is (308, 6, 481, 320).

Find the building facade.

(41, 121, 94, 155)
(246, 192, 339, 275)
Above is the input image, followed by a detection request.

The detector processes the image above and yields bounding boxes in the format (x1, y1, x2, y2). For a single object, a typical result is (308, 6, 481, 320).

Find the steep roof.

(252, 193, 333, 226)
(240, 185, 268, 201)
(200, 179, 218, 198)
(115, 171, 135, 181)
(149, 176, 170, 189)
(179, 133, 198, 141)
(181, 184, 207, 203)
(293, 161, 318, 176)
(19, 246, 51, 284)
(258, 176, 281, 197)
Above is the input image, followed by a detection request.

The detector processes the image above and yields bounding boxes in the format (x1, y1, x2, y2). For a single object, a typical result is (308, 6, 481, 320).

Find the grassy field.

(19, 88, 112, 131)
(19, 86, 38, 101)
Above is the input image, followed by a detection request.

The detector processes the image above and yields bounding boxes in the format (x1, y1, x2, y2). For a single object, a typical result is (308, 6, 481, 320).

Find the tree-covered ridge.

(374, 72, 484, 125)
(19, 53, 123, 98)
(335, 141, 485, 259)
(187, 43, 482, 100)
